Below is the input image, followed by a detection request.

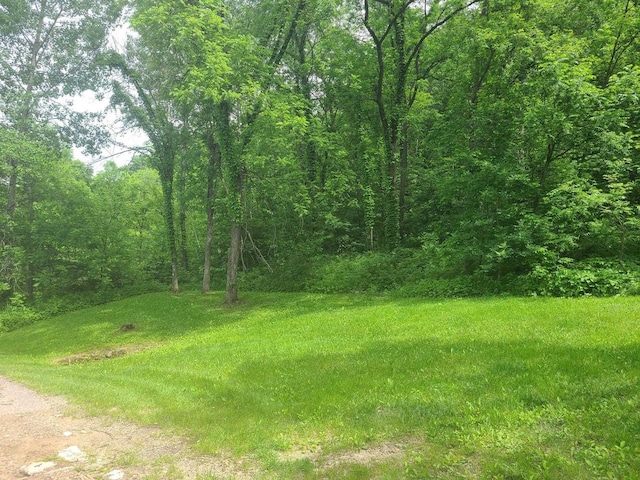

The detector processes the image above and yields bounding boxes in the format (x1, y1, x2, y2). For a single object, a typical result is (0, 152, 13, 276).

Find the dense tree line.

(2, 0, 640, 310)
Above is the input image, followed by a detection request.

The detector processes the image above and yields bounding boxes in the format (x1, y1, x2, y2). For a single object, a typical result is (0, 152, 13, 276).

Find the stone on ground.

(58, 445, 88, 462)
(106, 469, 125, 479)
(19, 461, 56, 476)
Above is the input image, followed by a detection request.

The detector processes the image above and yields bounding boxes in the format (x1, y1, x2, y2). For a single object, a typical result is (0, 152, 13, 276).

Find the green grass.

(1, 291, 639, 479)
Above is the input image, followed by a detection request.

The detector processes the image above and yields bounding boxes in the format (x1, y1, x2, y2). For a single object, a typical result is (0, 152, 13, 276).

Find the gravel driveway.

(0, 376, 255, 479)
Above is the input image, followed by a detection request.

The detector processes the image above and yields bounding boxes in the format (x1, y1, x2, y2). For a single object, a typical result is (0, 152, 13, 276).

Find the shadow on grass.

(66, 337, 639, 469)
(223, 336, 640, 425)
(3, 308, 639, 479)
(219, 338, 640, 478)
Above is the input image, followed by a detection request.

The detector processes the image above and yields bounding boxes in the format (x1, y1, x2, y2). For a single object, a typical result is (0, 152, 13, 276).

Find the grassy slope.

(0, 291, 639, 479)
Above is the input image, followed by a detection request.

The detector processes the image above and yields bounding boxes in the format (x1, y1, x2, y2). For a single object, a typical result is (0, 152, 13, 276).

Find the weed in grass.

(113, 450, 140, 467)
(144, 456, 183, 479)
(275, 458, 316, 477)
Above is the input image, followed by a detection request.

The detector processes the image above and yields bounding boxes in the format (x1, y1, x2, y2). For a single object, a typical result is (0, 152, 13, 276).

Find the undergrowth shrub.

(306, 250, 429, 294)
(39, 281, 167, 314)
(240, 247, 317, 292)
(0, 308, 42, 332)
(241, 250, 640, 298)
(0, 281, 167, 333)
(0, 295, 42, 332)
(524, 259, 640, 296)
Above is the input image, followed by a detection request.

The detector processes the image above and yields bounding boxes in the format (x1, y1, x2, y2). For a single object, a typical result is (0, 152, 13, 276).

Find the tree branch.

(363, 0, 391, 144)
(269, 0, 307, 67)
(406, 0, 481, 70)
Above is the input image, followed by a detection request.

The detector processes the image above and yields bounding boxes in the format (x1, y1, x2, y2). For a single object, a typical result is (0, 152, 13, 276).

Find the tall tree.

(0, 0, 118, 203)
(0, 0, 121, 298)
(106, 0, 201, 294)
(127, 0, 232, 298)
(143, 0, 311, 303)
(202, 128, 221, 293)
(108, 59, 181, 293)
(362, 0, 481, 249)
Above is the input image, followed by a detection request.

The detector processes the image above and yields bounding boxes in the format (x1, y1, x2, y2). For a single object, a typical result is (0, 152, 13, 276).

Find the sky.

(71, 90, 148, 171)
(71, 21, 149, 172)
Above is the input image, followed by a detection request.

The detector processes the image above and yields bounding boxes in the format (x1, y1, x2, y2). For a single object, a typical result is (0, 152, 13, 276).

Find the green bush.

(306, 250, 429, 294)
(240, 249, 519, 297)
(0, 296, 42, 332)
(33, 281, 165, 316)
(525, 259, 640, 297)
(239, 247, 317, 292)
(0, 281, 168, 334)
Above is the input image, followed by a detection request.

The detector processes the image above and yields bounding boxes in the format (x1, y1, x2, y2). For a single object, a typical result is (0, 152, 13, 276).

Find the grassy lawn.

(0, 291, 639, 479)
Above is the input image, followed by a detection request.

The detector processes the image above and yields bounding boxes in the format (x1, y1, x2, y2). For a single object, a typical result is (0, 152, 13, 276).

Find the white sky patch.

(71, 20, 148, 172)
(108, 21, 138, 52)
(71, 90, 149, 171)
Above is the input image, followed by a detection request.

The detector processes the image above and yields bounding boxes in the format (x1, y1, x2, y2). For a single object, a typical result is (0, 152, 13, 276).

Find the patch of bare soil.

(53, 345, 148, 365)
(322, 441, 407, 469)
(277, 439, 415, 471)
(0, 376, 258, 479)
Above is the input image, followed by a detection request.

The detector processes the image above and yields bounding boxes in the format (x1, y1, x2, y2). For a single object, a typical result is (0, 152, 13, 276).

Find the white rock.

(63, 430, 73, 436)
(58, 445, 88, 462)
(106, 469, 125, 480)
(19, 461, 56, 476)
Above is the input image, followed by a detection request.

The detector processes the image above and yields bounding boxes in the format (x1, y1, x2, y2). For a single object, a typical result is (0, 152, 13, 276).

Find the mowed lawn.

(0, 292, 639, 479)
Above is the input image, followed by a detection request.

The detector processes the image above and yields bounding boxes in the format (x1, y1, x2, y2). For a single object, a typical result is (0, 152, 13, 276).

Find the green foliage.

(301, 250, 499, 297)
(307, 251, 420, 294)
(239, 242, 318, 293)
(527, 259, 640, 297)
(0, 280, 166, 333)
(0, 0, 120, 149)
(0, 295, 42, 333)
(4, 0, 640, 302)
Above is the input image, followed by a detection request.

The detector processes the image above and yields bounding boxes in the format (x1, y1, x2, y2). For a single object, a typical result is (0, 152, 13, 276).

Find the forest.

(2, 0, 640, 322)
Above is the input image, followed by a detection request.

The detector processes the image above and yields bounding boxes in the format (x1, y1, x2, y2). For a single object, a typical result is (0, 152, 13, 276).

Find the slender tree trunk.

(7, 159, 17, 221)
(3, 3, 46, 299)
(179, 152, 188, 274)
(364, 0, 480, 249)
(202, 202, 214, 293)
(217, 100, 244, 304)
(217, 0, 305, 301)
(601, 0, 634, 87)
(364, 0, 406, 250)
(160, 176, 179, 293)
(398, 121, 409, 237)
(225, 222, 242, 304)
(481, 0, 489, 17)
(381, 10, 408, 251)
(8, 0, 45, 220)
(202, 137, 220, 293)
(24, 189, 36, 301)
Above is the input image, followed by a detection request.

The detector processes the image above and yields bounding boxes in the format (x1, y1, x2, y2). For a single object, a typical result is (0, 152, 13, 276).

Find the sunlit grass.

(1, 292, 639, 478)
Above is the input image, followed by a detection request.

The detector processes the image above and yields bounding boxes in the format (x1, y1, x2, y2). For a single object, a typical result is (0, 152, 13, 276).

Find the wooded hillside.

(2, 0, 640, 310)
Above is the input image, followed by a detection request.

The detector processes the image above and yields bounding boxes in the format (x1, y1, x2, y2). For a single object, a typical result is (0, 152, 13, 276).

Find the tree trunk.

(398, 120, 409, 238)
(160, 177, 179, 294)
(7, 158, 17, 221)
(202, 202, 214, 293)
(225, 222, 241, 304)
(217, 100, 244, 304)
(202, 138, 220, 293)
(179, 154, 189, 274)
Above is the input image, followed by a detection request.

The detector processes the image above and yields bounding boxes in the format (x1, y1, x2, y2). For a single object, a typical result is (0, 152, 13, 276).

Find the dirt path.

(0, 376, 256, 479)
